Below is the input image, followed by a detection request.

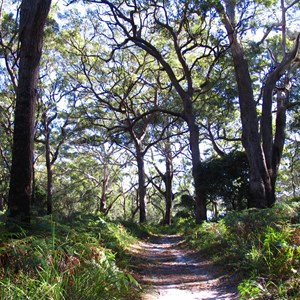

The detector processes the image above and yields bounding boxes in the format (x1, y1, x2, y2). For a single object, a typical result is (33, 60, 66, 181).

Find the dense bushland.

(1, 200, 300, 299)
(181, 199, 300, 299)
(0, 213, 140, 300)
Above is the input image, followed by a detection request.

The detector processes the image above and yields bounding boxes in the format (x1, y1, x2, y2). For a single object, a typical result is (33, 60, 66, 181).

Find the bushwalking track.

(130, 235, 240, 300)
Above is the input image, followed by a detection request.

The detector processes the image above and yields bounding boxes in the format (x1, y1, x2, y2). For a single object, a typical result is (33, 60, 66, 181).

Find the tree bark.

(8, 0, 51, 225)
(185, 111, 207, 222)
(163, 139, 174, 225)
(99, 165, 109, 213)
(232, 42, 272, 208)
(136, 148, 147, 223)
(216, 1, 299, 209)
(269, 87, 288, 206)
(94, 1, 207, 223)
(216, 2, 271, 208)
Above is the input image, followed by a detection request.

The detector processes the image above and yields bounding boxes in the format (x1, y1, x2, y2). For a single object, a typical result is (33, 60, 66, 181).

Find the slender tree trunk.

(99, 191, 107, 213)
(131, 190, 140, 221)
(163, 140, 173, 225)
(8, 0, 52, 225)
(269, 86, 288, 206)
(260, 67, 286, 207)
(99, 166, 109, 213)
(45, 131, 53, 215)
(136, 149, 147, 223)
(212, 201, 218, 219)
(261, 45, 298, 206)
(43, 114, 53, 215)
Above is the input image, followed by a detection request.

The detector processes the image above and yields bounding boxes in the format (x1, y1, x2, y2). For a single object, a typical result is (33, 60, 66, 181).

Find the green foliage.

(0, 214, 140, 300)
(238, 279, 270, 300)
(239, 225, 300, 299)
(184, 220, 228, 254)
(247, 226, 296, 276)
(182, 200, 300, 299)
(174, 194, 195, 219)
(196, 151, 249, 211)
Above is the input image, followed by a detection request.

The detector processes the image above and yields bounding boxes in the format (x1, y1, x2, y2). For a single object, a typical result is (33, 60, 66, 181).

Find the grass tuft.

(0, 213, 140, 300)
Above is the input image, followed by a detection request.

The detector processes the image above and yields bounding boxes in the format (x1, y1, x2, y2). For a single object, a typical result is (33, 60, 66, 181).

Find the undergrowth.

(181, 199, 300, 299)
(0, 213, 140, 300)
(3, 199, 300, 300)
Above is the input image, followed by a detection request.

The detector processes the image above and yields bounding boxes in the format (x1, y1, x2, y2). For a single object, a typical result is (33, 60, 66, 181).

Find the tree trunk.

(261, 36, 299, 205)
(99, 166, 109, 213)
(136, 149, 147, 223)
(269, 86, 289, 206)
(232, 47, 271, 209)
(185, 107, 207, 223)
(216, 2, 299, 209)
(43, 114, 53, 215)
(163, 140, 174, 225)
(8, 0, 52, 225)
(216, 3, 271, 208)
(45, 131, 53, 215)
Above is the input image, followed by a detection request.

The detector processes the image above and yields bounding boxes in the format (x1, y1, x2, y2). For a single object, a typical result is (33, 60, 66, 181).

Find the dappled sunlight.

(130, 235, 239, 300)
(143, 287, 235, 300)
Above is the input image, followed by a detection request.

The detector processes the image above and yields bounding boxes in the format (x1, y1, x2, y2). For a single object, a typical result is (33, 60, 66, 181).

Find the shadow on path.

(130, 235, 240, 300)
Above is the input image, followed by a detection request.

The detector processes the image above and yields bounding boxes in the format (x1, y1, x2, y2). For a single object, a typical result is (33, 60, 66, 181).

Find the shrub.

(183, 200, 300, 299)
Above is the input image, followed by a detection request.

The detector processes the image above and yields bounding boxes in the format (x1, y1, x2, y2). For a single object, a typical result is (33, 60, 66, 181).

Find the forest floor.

(130, 235, 240, 300)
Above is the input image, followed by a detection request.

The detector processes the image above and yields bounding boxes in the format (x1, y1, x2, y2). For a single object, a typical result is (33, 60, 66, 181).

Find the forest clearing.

(1, 0, 300, 299)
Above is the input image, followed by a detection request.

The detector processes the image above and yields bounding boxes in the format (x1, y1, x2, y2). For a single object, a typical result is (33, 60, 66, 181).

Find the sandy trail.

(130, 235, 240, 300)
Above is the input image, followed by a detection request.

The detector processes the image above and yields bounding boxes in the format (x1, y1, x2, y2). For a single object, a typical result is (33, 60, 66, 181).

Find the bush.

(195, 151, 249, 211)
(182, 200, 300, 299)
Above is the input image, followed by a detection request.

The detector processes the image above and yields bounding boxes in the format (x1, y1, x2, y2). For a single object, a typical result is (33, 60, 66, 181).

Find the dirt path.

(130, 235, 240, 300)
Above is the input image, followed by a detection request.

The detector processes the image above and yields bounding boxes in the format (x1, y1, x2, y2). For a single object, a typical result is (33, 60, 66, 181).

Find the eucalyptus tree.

(0, 90, 14, 170)
(0, 2, 70, 217)
(279, 137, 300, 198)
(214, 0, 300, 208)
(149, 132, 174, 225)
(80, 50, 177, 223)
(198, 53, 243, 158)
(68, 119, 130, 216)
(0, 10, 19, 207)
(281, 88, 300, 198)
(35, 93, 75, 215)
(71, 0, 228, 223)
(147, 117, 189, 224)
(32, 13, 80, 214)
(92, 144, 126, 214)
(0, 94, 13, 209)
(3, 0, 52, 225)
(59, 8, 172, 222)
(50, 140, 127, 216)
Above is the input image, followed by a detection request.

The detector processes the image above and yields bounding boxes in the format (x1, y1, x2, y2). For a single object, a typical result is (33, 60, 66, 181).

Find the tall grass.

(181, 200, 300, 299)
(0, 214, 140, 300)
